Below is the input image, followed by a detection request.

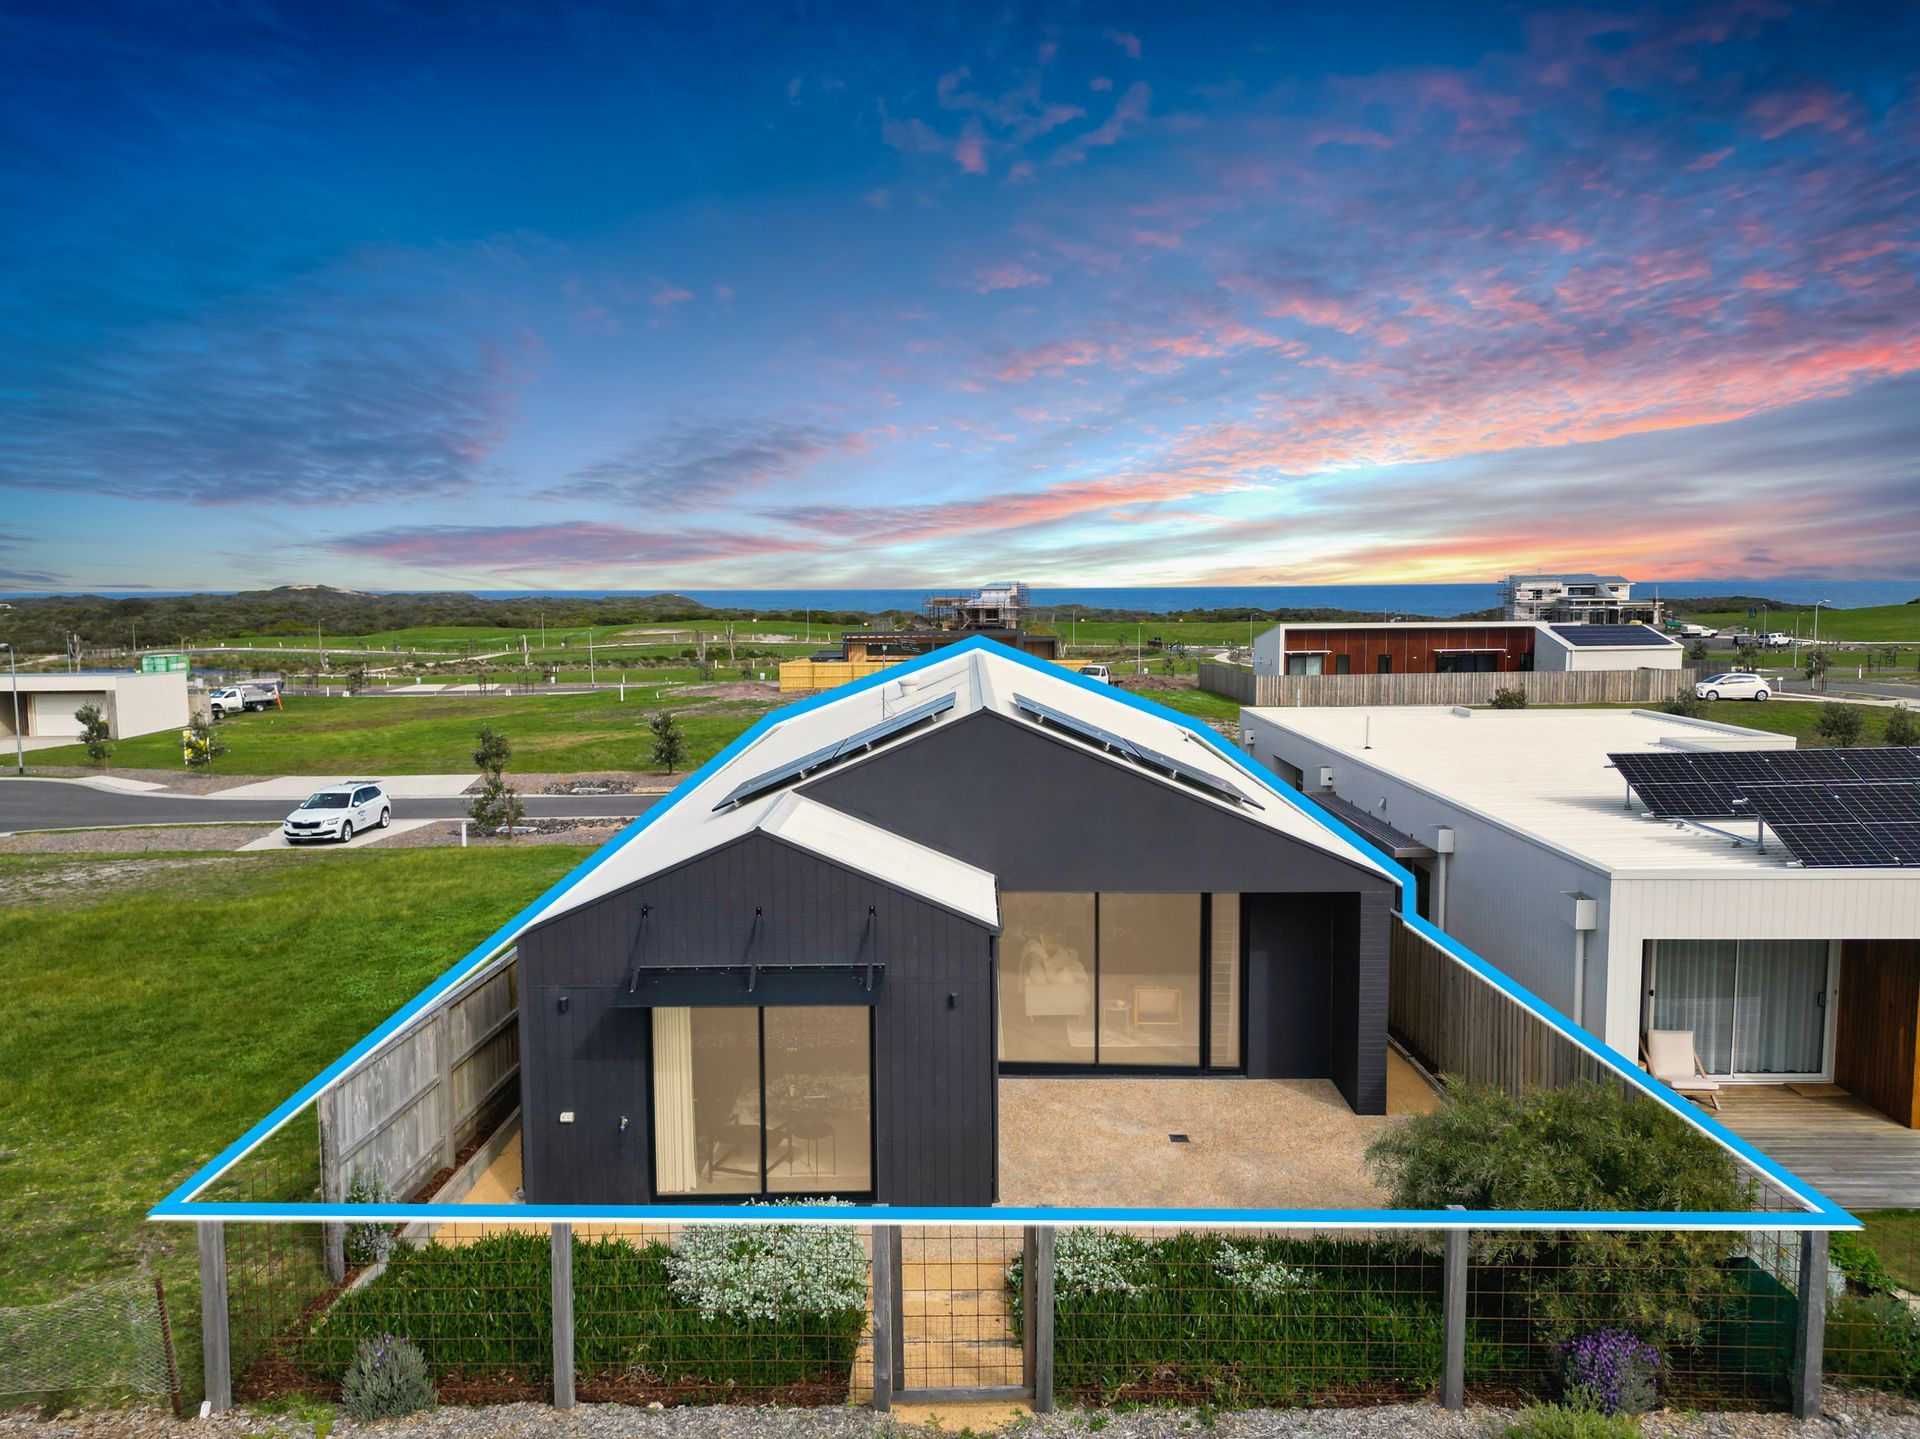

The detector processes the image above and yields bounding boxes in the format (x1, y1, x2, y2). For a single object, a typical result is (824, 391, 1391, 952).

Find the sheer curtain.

(1732, 941, 1829, 1075)
(1650, 940, 1736, 1075)
(651, 1008, 698, 1194)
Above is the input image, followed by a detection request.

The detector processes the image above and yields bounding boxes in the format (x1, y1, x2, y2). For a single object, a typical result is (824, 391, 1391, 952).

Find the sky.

(1, 0, 1917, 594)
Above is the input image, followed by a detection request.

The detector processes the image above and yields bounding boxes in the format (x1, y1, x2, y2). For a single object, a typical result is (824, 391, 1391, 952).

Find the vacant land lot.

(1672, 698, 1911, 745)
(30, 692, 773, 775)
(1685, 602, 1920, 642)
(0, 846, 591, 1391)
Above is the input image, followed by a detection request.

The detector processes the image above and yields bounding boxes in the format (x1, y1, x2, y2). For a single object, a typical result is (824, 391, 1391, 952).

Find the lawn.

(0, 846, 591, 1397)
(1664, 698, 1910, 745)
(1680, 602, 1920, 643)
(1861, 1210, 1920, 1293)
(30, 691, 774, 775)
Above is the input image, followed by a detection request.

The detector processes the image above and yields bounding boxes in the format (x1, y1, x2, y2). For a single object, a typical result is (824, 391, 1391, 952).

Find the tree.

(1883, 705, 1918, 747)
(185, 712, 229, 771)
(1685, 639, 1709, 667)
(1814, 702, 1867, 748)
(1733, 641, 1761, 672)
(467, 724, 524, 837)
(345, 662, 369, 692)
(74, 703, 113, 769)
(1802, 650, 1828, 688)
(648, 710, 687, 773)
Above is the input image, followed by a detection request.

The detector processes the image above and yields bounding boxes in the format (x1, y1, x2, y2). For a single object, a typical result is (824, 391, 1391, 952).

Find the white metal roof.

(517, 644, 1391, 936)
(1241, 704, 1886, 877)
(759, 792, 1000, 929)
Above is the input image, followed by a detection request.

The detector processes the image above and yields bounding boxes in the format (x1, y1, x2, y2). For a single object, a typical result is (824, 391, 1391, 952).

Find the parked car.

(1694, 672, 1771, 702)
(207, 686, 268, 717)
(1078, 664, 1113, 684)
(1761, 632, 1795, 649)
(283, 781, 391, 844)
(1677, 623, 1718, 639)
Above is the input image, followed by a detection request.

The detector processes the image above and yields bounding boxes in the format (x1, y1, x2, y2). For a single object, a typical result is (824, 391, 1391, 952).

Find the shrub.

(1885, 705, 1919, 747)
(74, 703, 113, 768)
(309, 1230, 865, 1392)
(342, 1168, 394, 1268)
(663, 1207, 866, 1323)
(1663, 692, 1706, 719)
(1501, 1404, 1643, 1439)
(1560, 1329, 1660, 1415)
(1008, 1231, 1454, 1406)
(1491, 687, 1529, 709)
(1814, 703, 1867, 748)
(1833, 1231, 1898, 1295)
(1367, 1082, 1754, 1347)
(1826, 1294, 1920, 1396)
(340, 1334, 435, 1421)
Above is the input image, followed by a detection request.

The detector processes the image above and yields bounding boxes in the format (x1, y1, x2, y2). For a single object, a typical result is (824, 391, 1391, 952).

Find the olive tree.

(74, 702, 113, 769)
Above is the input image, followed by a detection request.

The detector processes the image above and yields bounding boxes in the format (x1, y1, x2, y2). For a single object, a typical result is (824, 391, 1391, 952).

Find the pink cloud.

(1102, 29, 1142, 60)
(1750, 88, 1857, 141)
(1054, 81, 1151, 165)
(1090, 76, 1113, 93)
(972, 262, 1050, 293)
(953, 126, 989, 175)
(649, 280, 694, 310)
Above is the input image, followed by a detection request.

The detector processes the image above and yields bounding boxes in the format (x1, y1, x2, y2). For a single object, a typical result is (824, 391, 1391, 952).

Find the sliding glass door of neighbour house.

(651, 1005, 873, 1199)
(997, 892, 1242, 1073)
(1645, 939, 1837, 1080)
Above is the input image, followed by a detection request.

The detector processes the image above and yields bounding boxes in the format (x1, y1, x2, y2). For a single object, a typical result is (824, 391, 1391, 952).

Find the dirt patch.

(676, 680, 782, 701)
(1115, 673, 1198, 692)
(0, 855, 245, 906)
(375, 819, 634, 849)
(0, 825, 274, 855)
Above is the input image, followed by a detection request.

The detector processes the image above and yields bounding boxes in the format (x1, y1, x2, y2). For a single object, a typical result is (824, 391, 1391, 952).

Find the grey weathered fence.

(317, 955, 518, 1278)
(1199, 662, 1694, 708)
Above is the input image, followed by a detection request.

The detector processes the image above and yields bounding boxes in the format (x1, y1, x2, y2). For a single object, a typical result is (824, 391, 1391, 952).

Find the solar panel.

(1741, 782, 1920, 867)
(1609, 747, 1920, 817)
(1552, 624, 1675, 647)
(1012, 692, 1252, 806)
(714, 691, 956, 809)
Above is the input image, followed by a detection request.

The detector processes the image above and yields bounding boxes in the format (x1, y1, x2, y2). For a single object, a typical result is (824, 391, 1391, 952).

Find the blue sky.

(2, 1, 1917, 593)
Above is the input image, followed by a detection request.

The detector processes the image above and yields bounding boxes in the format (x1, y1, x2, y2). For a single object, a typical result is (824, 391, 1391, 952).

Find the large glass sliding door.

(652, 1005, 873, 1198)
(998, 892, 1239, 1072)
(1647, 940, 1834, 1079)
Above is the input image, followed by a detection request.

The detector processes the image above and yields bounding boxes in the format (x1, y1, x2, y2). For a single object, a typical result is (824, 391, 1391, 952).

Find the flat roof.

(1241, 705, 1873, 877)
(3, 669, 177, 684)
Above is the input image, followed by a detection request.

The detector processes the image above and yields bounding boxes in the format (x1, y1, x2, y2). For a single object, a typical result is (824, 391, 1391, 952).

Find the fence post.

(437, 1008, 458, 1170)
(317, 1089, 345, 1284)
(1024, 1225, 1055, 1413)
(1793, 1229, 1829, 1421)
(869, 1225, 894, 1412)
(550, 1223, 574, 1410)
(1441, 1213, 1468, 1411)
(197, 1222, 232, 1414)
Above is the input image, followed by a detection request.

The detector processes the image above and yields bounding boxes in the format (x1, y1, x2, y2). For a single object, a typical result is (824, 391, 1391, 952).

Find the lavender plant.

(1559, 1329, 1660, 1416)
(340, 1333, 436, 1421)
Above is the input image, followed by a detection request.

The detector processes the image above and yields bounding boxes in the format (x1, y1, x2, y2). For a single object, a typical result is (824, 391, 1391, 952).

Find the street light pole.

(1813, 599, 1829, 648)
(2, 643, 22, 775)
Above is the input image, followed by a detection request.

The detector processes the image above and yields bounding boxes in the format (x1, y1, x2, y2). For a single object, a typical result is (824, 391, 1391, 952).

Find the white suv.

(1694, 673, 1771, 702)
(284, 782, 391, 843)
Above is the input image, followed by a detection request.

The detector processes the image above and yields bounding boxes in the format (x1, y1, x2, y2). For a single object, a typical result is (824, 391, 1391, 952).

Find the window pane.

(1208, 893, 1241, 1069)
(764, 1007, 872, 1194)
(652, 1007, 760, 1195)
(999, 893, 1097, 1064)
(1098, 893, 1201, 1067)
(1650, 940, 1735, 1076)
(1733, 940, 1829, 1075)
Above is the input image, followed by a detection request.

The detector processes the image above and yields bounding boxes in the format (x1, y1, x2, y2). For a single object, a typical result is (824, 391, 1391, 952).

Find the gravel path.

(8, 1396, 1920, 1439)
(374, 820, 635, 849)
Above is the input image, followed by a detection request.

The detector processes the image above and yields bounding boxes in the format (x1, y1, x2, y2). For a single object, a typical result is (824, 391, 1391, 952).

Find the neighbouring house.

(780, 580, 1063, 693)
(1251, 620, 1682, 677)
(1501, 572, 1661, 625)
(513, 640, 1399, 1205)
(1239, 704, 1920, 1128)
(0, 668, 190, 741)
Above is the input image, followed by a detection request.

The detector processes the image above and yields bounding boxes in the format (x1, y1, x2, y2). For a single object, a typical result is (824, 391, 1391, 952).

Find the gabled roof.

(515, 639, 1391, 935)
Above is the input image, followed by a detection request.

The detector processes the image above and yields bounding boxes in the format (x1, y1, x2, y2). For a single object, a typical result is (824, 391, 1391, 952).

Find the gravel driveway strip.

(8, 1397, 1920, 1439)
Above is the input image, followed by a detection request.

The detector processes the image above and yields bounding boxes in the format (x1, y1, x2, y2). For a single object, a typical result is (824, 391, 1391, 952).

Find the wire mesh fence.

(195, 1215, 1920, 1416)
(0, 1272, 180, 1407)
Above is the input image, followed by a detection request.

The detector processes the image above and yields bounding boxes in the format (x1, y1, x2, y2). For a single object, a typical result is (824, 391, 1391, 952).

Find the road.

(0, 779, 662, 833)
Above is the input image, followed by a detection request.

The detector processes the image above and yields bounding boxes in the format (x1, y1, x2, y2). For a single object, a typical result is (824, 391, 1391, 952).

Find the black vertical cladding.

(1241, 891, 1389, 1115)
(515, 831, 996, 1206)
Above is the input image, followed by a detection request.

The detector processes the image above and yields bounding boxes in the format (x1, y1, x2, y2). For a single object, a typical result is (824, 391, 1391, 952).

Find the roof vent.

(1451, 706, 1473, 718)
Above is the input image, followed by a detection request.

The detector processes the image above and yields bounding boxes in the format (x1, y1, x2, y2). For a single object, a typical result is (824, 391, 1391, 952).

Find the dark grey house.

(513, 642, 1398, 1207)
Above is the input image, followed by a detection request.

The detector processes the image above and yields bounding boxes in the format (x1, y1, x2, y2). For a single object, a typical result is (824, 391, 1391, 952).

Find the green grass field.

(0, 847, 591, 1397)
(1665, 698, 1911, 745)
(31, 692, 774, 775)
(1860, 1210, 1920, 1292)
(1682, 602, 1920, 643)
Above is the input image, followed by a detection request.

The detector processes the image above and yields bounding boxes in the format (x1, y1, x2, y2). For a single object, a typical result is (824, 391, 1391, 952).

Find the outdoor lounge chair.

(1641, 1028, 1722, 1111)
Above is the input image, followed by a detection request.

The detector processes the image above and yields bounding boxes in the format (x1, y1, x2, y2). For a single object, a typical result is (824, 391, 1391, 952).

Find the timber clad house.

(1251, 619, 1683, 677)
(513, 640, 1398, 1206)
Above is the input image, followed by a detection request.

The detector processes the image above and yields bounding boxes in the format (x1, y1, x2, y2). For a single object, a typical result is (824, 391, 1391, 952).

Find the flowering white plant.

(665, 1200, 867, 1323)
(1211, 1240, 1315, 1298)
(1052, 1228, 1151, 1299)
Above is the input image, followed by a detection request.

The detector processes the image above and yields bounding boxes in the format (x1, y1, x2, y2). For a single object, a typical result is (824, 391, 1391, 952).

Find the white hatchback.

(283, 781, 391, 843)
(1694, 672, 1770, 702)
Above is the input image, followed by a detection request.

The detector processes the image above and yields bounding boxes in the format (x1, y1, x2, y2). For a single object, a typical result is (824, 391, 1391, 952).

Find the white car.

(1760, 632, 1795, 649)
(284, 781, 391, 843)
(1695, 673, 1771, 702)
(1077, 664, 1113, 684)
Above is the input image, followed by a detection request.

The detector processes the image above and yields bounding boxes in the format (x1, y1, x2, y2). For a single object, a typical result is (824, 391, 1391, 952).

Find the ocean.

(6, 578, 1914, 615)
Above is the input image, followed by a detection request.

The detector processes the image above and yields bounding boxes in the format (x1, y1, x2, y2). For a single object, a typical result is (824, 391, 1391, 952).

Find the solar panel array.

(1012, 692, 1256, 807)
(1608, 746, 1920, 868)
(1551, 624, 1676, 647)
(714, 691, 957, 809)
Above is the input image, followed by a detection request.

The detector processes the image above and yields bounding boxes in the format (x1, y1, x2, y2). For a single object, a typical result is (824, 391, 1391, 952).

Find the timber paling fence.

(1198, 663, 1696, 708)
